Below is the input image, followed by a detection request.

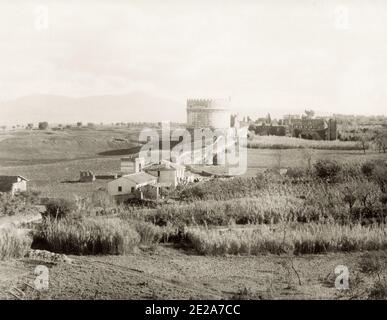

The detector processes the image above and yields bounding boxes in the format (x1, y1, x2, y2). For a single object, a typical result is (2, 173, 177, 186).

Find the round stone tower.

(186, 98, 231, 129)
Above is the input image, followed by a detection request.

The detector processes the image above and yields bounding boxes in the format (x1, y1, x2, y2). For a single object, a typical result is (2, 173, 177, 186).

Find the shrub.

(0, 192, 38, 217)
(285, 167, 308, 180)
(380, 193, 387, 205)
(38, 122, 49, 130)
(44, 198, 77, 219)
(372, 163, 387, 193)
(368, 281, 387, 300)
(33, 217, 140, 255)
(0, 227, 32, 261)
(91, 190, 114, 209)
(175, 177, 264, 201)
(361, 160, 387, 192)
(133, 221, 163, 244)
(359, 252, 386, 278)
(361, 161, 377, 177)
(340, 162, 362, 180)
(314, 159, 341, 181)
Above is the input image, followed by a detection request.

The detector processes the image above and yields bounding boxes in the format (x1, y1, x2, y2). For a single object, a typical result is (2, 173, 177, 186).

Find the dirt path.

(0, 246, 380, 300)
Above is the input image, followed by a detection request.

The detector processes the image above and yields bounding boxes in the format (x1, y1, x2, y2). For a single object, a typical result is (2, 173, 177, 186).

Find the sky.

(0, 0, 387, 119)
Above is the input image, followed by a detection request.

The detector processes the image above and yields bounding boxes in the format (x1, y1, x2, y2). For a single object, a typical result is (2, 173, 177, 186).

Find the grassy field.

(0, 127, 140, 166)
(247, 135, 363, 150)
(0, 157, 120, 199)
(189, 148, 386, 177)
(244, 148, 386, 176)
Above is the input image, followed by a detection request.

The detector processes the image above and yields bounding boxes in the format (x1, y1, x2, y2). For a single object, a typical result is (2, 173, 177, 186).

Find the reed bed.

(186, 223, 387, 255)
(33, 217, 140, 255)
(122, 195, 306, 227)
(0, 227, 32, 260)
(123, 180, 385, 227)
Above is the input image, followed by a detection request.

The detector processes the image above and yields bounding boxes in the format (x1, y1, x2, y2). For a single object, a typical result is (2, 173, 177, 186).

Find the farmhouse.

(145, 160, 185, 188)
(121, 157, 144, 174)
(0, 175, 28, 195)
(107, 172, 157, 202)
(290, 118, 337, 140)
(120, 157, 188, 188)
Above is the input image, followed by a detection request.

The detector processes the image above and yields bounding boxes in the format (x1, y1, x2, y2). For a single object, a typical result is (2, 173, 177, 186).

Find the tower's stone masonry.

(186, 98, 231, 129)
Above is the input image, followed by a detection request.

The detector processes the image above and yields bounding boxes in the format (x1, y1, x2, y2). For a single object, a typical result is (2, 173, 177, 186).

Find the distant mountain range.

(0, 92, 186, 125)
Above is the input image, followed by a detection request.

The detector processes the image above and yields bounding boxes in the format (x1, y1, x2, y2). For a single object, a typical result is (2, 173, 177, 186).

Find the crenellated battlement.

(187, 98, 231, 110)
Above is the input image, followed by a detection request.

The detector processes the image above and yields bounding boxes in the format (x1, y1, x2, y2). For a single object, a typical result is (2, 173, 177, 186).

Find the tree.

(274, 149, 283, 174)
(0, 125, 7, 131)
(26, 123, 33, 130)
(77, 122, 83, 127)
(304, 109, 315, 119)
(373, 164, 387, 193)
(301, 148, 315, 171)
(357, 133, 370, 154)
(38, 122, 49, 130)
(44, 198, 77, 219)
(374, 132, 387, 153)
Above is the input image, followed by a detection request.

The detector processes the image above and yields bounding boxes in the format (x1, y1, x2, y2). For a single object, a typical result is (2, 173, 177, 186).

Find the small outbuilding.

(80, 171, 96, 182)
(145, 160, 185, 188)
(0, 175, 29, 195)
(107, 172, 157, 202)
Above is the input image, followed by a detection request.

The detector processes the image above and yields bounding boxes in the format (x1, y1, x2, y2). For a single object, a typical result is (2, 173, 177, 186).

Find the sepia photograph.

(0, 0, 386, 310)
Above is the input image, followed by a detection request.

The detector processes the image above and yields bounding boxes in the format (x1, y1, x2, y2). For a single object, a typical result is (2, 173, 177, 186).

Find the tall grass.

(186, 223, 387, 255)
(33, 217, 140, 255)
(247, 136, 363, 150)
(133, 220, 163, 244)
(123, 179, 385, 227)
(122, 195, 305, 227)
(175, 176, 265, 201)
(0, 227, 32, 260)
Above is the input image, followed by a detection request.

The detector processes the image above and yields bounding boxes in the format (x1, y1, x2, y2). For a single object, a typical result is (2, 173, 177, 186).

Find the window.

(118, 186, 122, 192)
(131, 187, 135, 193)
(158, 171, 160, 177)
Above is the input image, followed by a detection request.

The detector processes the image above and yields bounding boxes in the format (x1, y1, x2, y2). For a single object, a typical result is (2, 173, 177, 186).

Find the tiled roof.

(145, 160, 185, 172)
(121, 172, 157, 184)
(0, 175, 29, 182)
(0, 175, 28, 192)
(145, 164, 176, 172)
